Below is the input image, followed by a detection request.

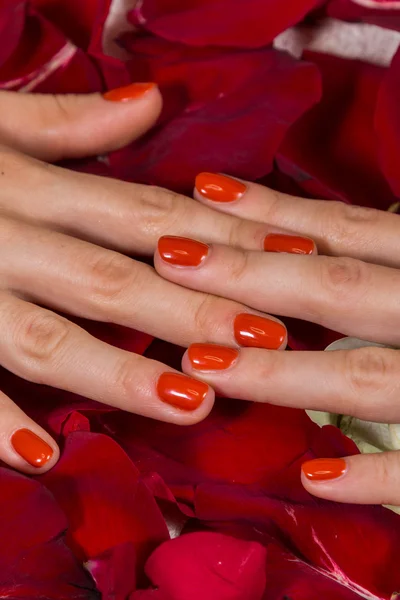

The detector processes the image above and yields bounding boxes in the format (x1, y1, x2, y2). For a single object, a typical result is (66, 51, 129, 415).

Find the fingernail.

(11, 429, 53, 468)
(264, 234, 315, 255)
(157, 372, 209, 410)
(158, 236, 209, 267)
(195, 173, 247, 203)
(234, 313, 286, 349)
(302, 458, 347, 481)
(103, 82, 156, 102)
(188, 344, 239, 371)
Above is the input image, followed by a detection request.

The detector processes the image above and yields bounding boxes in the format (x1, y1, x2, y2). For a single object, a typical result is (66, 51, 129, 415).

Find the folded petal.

(130, 0, 320, 48)
(0, 468, 95, 599)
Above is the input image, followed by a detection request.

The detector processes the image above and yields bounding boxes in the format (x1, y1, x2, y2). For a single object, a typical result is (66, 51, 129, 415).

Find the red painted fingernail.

(103, 82, 156, 102)
(234, 313, 286, 349)
(302, 458, 347, 481)
(158, 236, 209, 267)
(195, 173, 247, 202)
(11, 429, 53, 468)
(157, 372, 209, 410)
(188, 344, 239, 371)
(264, 234, 315, 255)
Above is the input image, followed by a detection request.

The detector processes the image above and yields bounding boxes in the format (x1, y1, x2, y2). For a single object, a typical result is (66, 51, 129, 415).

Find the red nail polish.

(234, 313, 286, 349)
(188, 344, 239, 371)
(11, 429, 53, 468)
(103, 82, 156, 102)
(302, 458, 347, 481)
(195, 173, 246, 202)
(264, 234, 315, 255)
(157, 372, 209, 410)
(158, 236, 209, 267)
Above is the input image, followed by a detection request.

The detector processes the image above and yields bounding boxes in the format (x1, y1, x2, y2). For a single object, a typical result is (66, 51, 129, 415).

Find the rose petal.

(40, 432, 169, 579)
(375, 45, 400, 196)
(111, 39, 321, 191)
(0, 468, 95, 598)
(327, 0, 400, 30)
(278, 50, 396, 209)
(130, 0, 320, 48)
(85, 541, 137, 599)
(140, 532, 266, 600)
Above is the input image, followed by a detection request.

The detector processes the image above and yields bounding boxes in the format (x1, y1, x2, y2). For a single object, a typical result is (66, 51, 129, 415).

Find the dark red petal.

(375, 45, 400, 196)
(111, 41, 321, 191)
(40, 432, 169, 579)
(0, 468, 95, 598)
(130, 0, 320, 48)
(327, 0, 400, 30)
(85, 542, 137, 599)
(279, 50, 396, 210)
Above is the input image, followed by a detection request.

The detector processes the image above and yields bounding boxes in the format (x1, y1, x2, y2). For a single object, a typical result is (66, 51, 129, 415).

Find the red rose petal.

(141, 532, 266, 600)
(112, 39, 321, 191)
(327, 0, 400, 30)
(375, 46, 400, 196)
(279, 50, 396, 209)
(130, 0, 320, 48)
(85, 542, 137, 600)
(40, 432, 169, 579)
(0, 468, 95, 598)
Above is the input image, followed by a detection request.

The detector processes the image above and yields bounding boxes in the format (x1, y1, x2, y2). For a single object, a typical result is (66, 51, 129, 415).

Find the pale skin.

(0, 87, 398, 507)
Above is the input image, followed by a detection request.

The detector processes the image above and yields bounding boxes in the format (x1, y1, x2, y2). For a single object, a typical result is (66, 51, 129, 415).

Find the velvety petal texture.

(0, 1, 400, 598)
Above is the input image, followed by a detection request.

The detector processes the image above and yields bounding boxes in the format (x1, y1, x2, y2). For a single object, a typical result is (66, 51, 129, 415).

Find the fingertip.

(7, 427, 60, 475)
(155, 370, 215, 425)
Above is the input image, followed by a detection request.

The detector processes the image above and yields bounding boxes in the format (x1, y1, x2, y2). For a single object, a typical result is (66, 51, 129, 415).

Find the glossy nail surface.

(188, 344, 239, 371)
(103, 82, 155, 102)
(195, 173, 246, 203)
(234, 313, 286, 349)
(158, 236, 209, 267)
(157, 373, 209, 410)
(264, 234, 315, 255)
(302, 458, 347, 481)
(11, 429, 53, 468)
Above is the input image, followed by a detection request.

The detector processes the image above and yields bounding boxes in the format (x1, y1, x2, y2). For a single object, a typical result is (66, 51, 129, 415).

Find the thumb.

(0, 83, 162, 161)
(301, 452, 400, 505)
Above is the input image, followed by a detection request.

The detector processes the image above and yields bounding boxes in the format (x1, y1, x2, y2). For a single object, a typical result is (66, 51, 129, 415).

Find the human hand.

(154, 172, 400, 505)
(0, 94, 291, 474)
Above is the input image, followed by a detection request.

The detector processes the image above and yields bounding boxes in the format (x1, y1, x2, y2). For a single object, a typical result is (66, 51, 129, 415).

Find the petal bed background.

(1, 0, 400, 598)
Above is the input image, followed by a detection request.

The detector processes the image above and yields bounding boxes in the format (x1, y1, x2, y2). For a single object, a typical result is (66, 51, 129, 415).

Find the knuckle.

(373, 452, 394, 490)
(15, 310, 69, 366)
(227, 219, 249, 249)
(193, 295, 227, 341)
(319, 256, 368, 306)
(228, 249, 250, 284)
(323, 202, 380, 248)
(345, 347, 393, 401)
(135, 185, 187, 238)
(86, 251, 134, 305)
(113, 357, 138, 401)
(258, 350, 280, 382)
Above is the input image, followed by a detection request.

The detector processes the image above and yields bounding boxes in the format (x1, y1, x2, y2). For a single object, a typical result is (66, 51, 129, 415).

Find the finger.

(182, 344, 400, 422)
(0, 150, 287, 256)
(0, 293, 214, 425)
(155, 236, 400, 347)
(0, 84, 162, 161)
(0, 218, 287, 350)
(301, 452, 400, 505)
(194, 173, 400, 268)
(0, 389, 59, 474)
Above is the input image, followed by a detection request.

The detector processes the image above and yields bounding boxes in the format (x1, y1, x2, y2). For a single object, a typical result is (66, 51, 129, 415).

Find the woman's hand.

(154, 172, 400, 506)
(0, 91, 291, 474)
